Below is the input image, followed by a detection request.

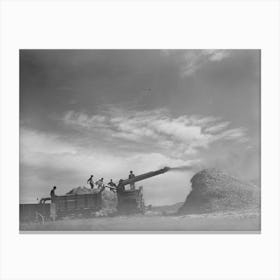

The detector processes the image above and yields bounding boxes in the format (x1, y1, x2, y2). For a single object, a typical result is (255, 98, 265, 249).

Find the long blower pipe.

(118, 167, 170, 187)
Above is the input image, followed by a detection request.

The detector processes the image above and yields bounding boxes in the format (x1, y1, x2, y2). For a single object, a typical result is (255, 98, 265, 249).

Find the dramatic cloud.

(62, 108, 247, 158)
(161, 50, 231, 76)
(201, 50, 231, 61)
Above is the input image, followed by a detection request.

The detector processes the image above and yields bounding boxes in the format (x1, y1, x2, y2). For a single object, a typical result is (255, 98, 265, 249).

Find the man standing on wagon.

(50, 186, 57, 203)
(129, 171, 136, 190)
(87, 174, 94, 189)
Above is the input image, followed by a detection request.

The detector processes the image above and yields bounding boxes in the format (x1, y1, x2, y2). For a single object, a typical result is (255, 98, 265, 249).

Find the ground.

(20, 210, 260, 232)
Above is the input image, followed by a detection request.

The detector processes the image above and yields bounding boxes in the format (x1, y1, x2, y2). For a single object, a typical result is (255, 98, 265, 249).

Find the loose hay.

(179, 168, 260, 214)
(101, 189, 118, 213)
(66, 186, 98, 195)
(66, 187, 118, 217)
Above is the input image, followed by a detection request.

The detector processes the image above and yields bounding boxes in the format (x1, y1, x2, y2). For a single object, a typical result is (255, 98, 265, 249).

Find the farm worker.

(87, 175, 94, 189)
(129, 171, 136, 190)
(50, 186, 57, 203)
(107, 179, 117, 192)
(96, 178, 104, 189)
(108, 179, 117, 188)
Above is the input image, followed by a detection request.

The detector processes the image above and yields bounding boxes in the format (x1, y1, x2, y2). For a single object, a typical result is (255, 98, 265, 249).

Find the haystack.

(179, 168, 260, 214)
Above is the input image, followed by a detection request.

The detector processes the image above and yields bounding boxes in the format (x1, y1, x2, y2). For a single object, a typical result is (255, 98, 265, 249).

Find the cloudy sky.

(20, 50, 260, 205)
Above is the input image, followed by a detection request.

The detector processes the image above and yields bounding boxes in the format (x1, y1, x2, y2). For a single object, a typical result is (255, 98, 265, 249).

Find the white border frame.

(1, 1, 280, 279)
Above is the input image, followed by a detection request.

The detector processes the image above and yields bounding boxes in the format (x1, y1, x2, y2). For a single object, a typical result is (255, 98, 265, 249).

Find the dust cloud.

(168, 165, 197, 172)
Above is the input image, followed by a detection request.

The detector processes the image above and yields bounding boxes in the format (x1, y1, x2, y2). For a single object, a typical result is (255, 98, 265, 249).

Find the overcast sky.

(20, 50, 260, 205)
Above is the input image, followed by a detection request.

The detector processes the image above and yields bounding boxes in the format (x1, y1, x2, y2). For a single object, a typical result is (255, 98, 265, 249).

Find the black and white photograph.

(2, 1, 280, 280)
(20, 49, 261, 232)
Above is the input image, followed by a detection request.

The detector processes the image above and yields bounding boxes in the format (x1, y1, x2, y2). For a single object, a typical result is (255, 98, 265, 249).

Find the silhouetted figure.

(50, 186, 57, 203)
(129, 171, 136, 190)
(107, 179, 117, 192)
(108, 179, 116, 187)
(87, 175, 94, 189)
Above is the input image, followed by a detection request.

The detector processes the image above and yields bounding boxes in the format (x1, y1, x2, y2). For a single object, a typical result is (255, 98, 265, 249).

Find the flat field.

(20, 211, 260, 232)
